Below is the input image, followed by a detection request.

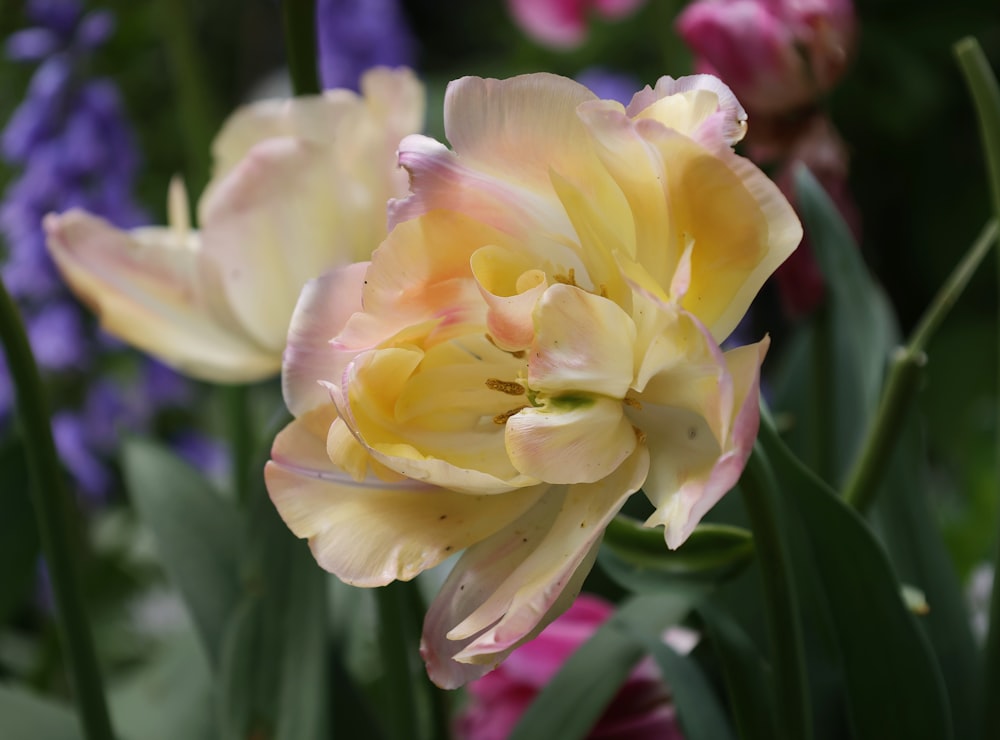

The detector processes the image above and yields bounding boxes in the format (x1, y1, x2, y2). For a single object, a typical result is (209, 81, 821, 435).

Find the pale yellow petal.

(44, 210, 277, 382)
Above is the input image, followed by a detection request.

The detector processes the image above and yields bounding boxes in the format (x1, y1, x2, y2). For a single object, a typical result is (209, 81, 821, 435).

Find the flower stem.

(155, 0, 219, 195)
(0, 277, 114, 740)
(224, 384, 254, 503)
(954, 36, 1000, 740)
(842, 217, 998, 513)
(283, 0, 321, 96)
(740, 443, 812, 740)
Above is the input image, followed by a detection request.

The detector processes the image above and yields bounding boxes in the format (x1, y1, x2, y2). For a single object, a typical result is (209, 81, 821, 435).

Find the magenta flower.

(457, 594, 685, 740)
(507, 0, 648, 49)
(676, 0, 855, 115)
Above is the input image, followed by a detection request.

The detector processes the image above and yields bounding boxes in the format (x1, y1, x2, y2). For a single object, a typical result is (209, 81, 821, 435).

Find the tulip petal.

(199, 137, 354, 351)
(636, 123, 797, 340)
(421, 447, 649, 688)
(527, 284, 636, 397)
(505, 396, 638, 484)
(44, 210, 278, 382)
(639, 338, 767, 548)
(283, 262, 369, 417)
(627, 74, 747, 146)
(267, 412, 547, 587)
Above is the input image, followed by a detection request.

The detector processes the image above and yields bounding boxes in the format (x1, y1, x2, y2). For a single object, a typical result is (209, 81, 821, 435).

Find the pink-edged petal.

(471, 245, 548, 352)
(528, 284, 636, 397)
(421, 447, 649, 688)
(626, 74, 747, 146)
(443, 75, 610, 198)
(266, 410, 547, 587)
(506, 396, 638, 484)
(638, 338, 768, 548)
(282, 262, 368, 417)
(44, 210, 278, 382)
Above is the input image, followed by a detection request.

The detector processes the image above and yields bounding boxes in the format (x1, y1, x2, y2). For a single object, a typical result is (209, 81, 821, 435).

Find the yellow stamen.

(486, 378, 526, 396)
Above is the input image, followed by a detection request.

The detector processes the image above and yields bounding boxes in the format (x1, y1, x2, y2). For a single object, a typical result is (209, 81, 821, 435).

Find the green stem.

(155, 0, 219, 195)
(224, 384, 254, 503)
(954, 36, 1000, 740)
(283, 0, 321, 96)
(0, 279, 114, 740)
(741, 443, 812, 740)
(375, 581, 422, 740)
(843, 218, 998, 513)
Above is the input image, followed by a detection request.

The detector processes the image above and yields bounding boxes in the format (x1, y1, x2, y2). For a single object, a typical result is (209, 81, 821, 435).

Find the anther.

(486, 378, 525, 396)
(494, 406, 527, 424)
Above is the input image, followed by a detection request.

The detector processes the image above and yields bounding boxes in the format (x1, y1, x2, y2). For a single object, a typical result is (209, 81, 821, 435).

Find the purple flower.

(0, 0, 192, 500)
(575, 68, 640, 106)
(315, 0, 416, 91)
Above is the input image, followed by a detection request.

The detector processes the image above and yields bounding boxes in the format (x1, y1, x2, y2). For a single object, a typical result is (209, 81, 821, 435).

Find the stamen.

(553, 267, 577, 286)
(623, 396, 642, 410)
(486, 378, 525, 396)
(633, 425, 647, 444)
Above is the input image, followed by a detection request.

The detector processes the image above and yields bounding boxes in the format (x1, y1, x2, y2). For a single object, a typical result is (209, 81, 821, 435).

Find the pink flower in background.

(458, 594, 685, 740)
(508, 0, 647, 48)
(676, 0, 855, 115)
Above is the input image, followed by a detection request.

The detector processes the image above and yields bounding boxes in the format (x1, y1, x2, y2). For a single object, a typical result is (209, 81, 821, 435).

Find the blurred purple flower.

(172, 431, 231, 489)
(315, 0, 415, 91)
(0, 0, 195, 499)
(575, 67, 640, 105)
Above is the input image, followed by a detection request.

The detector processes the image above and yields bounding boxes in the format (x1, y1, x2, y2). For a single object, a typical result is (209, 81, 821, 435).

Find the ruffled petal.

(421, 447, 649, 688)
(627, 74, 747, 146)
(266, 411, 547, 587)
(44, 209, 277, 382)
(282, 262, 368, 417)
(638, 337, 767, 548)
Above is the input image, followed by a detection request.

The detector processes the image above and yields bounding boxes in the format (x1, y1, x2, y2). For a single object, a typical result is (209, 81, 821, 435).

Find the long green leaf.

(759, 419, 952, 739)
(122, 438, 243, 669)
(792, 167, 898, 483)
(698, 603, 777, 740)
(0, 686, 83, 740)
(107, 630, 214, 740)
(873, 421, 980, 739)
(510, 592, 705, 740)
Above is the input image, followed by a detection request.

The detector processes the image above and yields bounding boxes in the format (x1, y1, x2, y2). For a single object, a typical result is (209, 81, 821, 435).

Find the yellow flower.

(266, 73, 800, 687)
(44, 68, 423, 382)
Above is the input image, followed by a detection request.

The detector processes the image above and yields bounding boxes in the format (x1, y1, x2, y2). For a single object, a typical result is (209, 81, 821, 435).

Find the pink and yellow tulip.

(266, 72, 801, 687)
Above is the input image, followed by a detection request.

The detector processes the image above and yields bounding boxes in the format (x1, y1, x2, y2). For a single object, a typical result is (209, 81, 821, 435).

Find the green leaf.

(873, 420, 980, 739)
(0, 438, 40, 623)
(510, 592, 705, 740)
(217, 475, 328, 740)
(698, 604, 777, 740)
(600, 519, 754, 591)
(122, 438, 243, 668)
(108, 630, 215, 740)
(791, 168, 898, 483)
(759, 419, 952, 740)
(0, 686, 82, 740)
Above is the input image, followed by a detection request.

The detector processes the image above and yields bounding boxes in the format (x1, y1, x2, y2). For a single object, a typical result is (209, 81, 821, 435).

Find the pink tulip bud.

(676, 0, 855, 115)
(508, 0, 648, 49)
